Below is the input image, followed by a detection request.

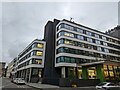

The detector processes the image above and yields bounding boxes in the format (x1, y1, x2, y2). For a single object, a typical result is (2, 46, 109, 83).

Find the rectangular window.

(86, 31, 92, 36)
(36, 51, 43, 56)
(64, 32, 74, 38)
(103, 42, 107, 46)
(95, 34, 99, 38)
(77, 35, 84, 40)
(87, 38, 93, 43)
(37, 43, 43, 48)
(102, 36, 106, 40)
(104, 48, 109, 53)
(96, 40, 101, 44)
(97, 47, 102, 51)
(76, 28, 83, 33)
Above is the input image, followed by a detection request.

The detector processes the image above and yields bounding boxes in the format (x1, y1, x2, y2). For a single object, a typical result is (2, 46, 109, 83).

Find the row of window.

(19, 50, 43, 63)
(18, 58, 42, 69)
(19, 43, 44, 58)
(56, 47, 119, 60)
(57, 38, 120, 55)
(57, 23, 120, 44)
(57, 31, 120, 50)
(56, 56, 96, 63)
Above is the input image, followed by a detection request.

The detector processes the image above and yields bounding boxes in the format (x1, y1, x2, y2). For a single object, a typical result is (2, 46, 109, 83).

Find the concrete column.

(61, 67, 66, 78)
(82, 66, 88, 79)
(96, 64, 105, 82)
(29, 68, 32, 82)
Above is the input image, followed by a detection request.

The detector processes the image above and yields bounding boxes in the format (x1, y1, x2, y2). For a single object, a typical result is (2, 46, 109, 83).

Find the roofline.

(62, 19, 120, 40)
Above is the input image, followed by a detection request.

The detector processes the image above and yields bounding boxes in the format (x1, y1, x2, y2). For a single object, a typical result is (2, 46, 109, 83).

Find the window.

(31, 51, 36, 56)
(32, 44, 36, 48)
(37, 43, 43, 48)
(97, 47, 102, 51)
(64, 39, 74, 45)
(95, 34, 99, 38)
(58, 31, 63, 37)
(87, 38, 93, 43)
(96, 40, 101, 44)
(102, 36, 106, 40)
(103, 42, 107, 46)
(77, 35, 84, 40)
(64, 24, 74, 30)
(86, 31, 92, 36)
(32, 59, 42, 64)
(76, 28, 83, 33)
(104, 48, 109, 53)
(57, 39, 64, 45)
(64, 32, 74, 38)
(36, 51, 43, 56)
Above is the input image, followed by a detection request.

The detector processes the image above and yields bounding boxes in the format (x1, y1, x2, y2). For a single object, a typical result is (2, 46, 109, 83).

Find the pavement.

(26, 82, 97, 90)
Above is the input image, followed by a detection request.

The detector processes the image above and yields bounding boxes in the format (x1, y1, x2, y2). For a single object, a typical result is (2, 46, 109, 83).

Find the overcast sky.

(2, 2, 118, 64)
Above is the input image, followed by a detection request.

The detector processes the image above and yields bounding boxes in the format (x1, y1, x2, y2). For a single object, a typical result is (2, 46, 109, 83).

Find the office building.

(42, 19, 120, 86)
(0, 62, 6, 77)
(16, 39, 46, 83)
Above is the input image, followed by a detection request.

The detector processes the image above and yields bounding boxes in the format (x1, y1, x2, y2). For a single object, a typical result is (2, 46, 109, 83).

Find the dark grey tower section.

(42, 19, 61, 85)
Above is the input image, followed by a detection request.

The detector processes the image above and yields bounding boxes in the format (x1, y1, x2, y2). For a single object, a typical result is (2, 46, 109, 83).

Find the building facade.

(106, 25, 120, 39)
(0, 62, 6, 77)
(6, 58, 17, 78)
(16, 39, 46, 83)
(42, 19, 120, 86)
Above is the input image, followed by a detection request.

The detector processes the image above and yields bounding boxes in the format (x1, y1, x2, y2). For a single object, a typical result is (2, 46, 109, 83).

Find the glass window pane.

(36, 51, 43, 56)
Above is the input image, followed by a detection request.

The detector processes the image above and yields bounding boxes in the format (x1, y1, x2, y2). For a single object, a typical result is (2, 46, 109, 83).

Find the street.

(0, 77, 40, 90)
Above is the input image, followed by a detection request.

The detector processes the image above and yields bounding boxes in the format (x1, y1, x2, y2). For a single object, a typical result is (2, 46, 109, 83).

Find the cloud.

(2, 2, 118, 64)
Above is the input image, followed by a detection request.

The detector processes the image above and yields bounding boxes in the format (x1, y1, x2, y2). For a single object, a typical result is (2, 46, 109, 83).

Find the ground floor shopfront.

(60, 61, 120, 81)
(16, 67, 43, 83)
(56, 61, 120, 86)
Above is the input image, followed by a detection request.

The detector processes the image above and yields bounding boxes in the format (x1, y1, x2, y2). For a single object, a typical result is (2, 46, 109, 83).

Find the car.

(11, 78, 16, 83)
(13, 78, 25, 84)
(96, 82, 119, 90)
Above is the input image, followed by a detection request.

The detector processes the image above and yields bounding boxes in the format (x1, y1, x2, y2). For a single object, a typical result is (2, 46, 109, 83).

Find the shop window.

(109, 71, 114, 77)
(77, 68, 82, 79)
(36, 51, 43, 56)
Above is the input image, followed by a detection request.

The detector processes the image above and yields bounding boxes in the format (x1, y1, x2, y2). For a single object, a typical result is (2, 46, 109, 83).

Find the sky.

(1, 1, 119, 64)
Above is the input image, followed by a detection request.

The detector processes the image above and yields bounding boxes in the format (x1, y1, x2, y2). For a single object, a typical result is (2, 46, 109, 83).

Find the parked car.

(12, 78, 25, 84)
(11, 78, 16, 83)
(96, 82, 119, 90)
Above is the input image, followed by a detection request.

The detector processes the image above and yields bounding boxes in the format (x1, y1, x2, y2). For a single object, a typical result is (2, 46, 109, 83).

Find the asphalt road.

(0, 77, 40, 90)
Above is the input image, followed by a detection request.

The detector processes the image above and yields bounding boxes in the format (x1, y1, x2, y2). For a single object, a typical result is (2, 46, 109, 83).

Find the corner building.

(16, 39, 46, 83)
(43, 19, 120, 86)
